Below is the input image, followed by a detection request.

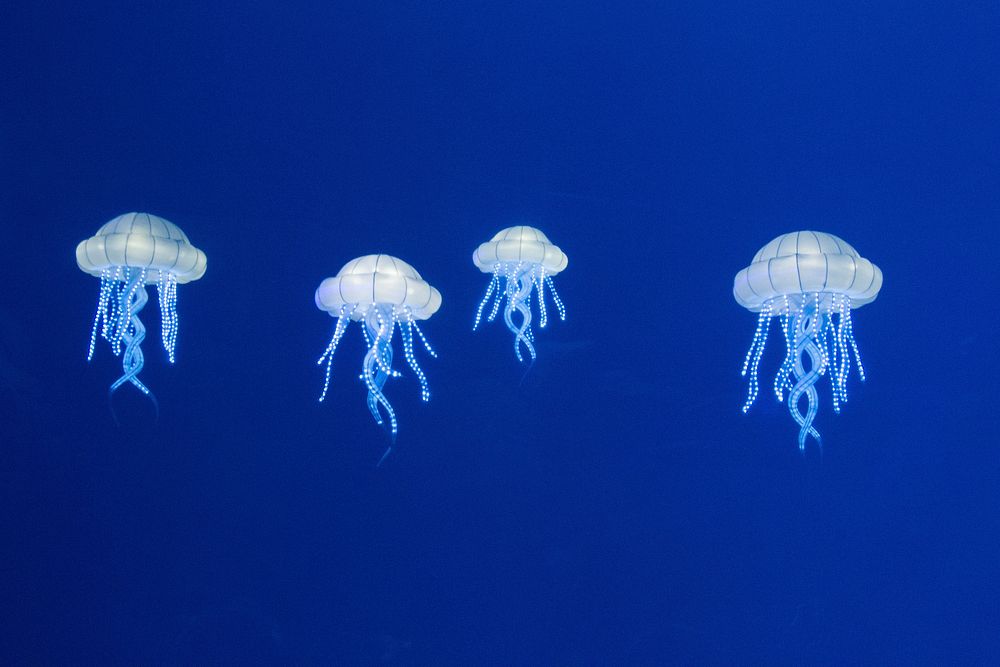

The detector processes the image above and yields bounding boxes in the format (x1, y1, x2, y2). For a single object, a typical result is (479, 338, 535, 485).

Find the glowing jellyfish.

(734, 231, 882, 449)
(77, 212, 206, 402)
(473, 226, 568, 362)
(315, 255, 441, 458)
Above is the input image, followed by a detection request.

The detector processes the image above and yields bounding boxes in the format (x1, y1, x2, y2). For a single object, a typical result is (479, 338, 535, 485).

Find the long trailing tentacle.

(88, 267, 118, 361)
(410, 319, 437, 358)
(843, 296, 866, 381)
(773, 298, 797, 401)
(741, 302, 773, 412)
(400, 310, 431, 402)
(534, 267, 548, 328)
(317, 304, 357, 402)
(105, 269, 159, 421)
(158, 272, 179, 363)
(503, 270, 536, 362)
(787, 303, 823, 450)
(473, 270, 501, 331)
(543, 274, 567, 322)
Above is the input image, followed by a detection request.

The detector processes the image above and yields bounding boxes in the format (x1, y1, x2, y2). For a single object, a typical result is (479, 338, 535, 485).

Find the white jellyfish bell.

(315, 254, 441, 463)
(77, 212, 206, 404)
(472, 226, 568, 363)
(734, 231, 882, 449)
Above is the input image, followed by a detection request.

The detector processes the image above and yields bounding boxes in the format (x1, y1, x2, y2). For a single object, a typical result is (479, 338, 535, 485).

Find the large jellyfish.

(315, 254, 441, 461)
(473, 226, 568, 362)
(734, 231, 882, 449)
(77, 212, 206, 404)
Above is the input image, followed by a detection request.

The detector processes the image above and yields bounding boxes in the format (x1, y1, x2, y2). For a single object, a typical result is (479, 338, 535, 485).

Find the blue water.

(2, 2, 998, 663)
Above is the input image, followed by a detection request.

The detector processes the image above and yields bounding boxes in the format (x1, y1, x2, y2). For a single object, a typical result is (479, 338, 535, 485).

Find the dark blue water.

(3, 2, 998, 663)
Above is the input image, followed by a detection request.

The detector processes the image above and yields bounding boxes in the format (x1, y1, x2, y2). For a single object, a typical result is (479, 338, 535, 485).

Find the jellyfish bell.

(734, 230, 882, 449)
(77, 212, 206, 403)
(315, 254, 440, 460)
(472, 225, 568, 363)
(76, 212, 207, 285)
(315, 254, 441, 323)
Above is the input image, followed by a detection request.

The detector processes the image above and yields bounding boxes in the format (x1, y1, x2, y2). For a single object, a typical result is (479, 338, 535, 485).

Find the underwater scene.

(3, 1, 998, 663)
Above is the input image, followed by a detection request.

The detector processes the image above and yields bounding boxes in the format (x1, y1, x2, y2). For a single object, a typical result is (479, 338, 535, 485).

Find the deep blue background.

(2, 1, 998, 663)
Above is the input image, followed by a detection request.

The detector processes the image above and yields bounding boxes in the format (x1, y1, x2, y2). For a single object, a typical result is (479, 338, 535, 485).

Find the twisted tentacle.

(362, 307, 397, 438)
(109, 270, 155, 402)
(504, 272, 536, 362)
(475, 264, 565, 364)
(787, 306, 823, 449)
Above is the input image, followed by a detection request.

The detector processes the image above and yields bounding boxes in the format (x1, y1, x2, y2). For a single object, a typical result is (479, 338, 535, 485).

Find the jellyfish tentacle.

(318, 304, 354, 402)
(362, 315, 384, 424)
(544, 274, 567, 321)
(88, 268, 115, 360)
(843, 297, 866, 381)
(787, 299, 823, 449)
(108, 269, 155, 401)
(475, 261, 561, 362)
(400, 312, 431, 402)
(473, 271, 501, 331)
(159, 272, 179, 363)
(774, 299, 797, 401)
(376, 446, 393, 467)
(362, 307, 397, 436)
(824, 295, 847, 412)
(741, 302, 773, 412)
(504, 267, 536, 362)
(107, 268, 136, 356)
(535, 267, 548, 328)
(410, 317, 437, 358)
(487, 265, 507, 322)
(520, 283, 535, 344)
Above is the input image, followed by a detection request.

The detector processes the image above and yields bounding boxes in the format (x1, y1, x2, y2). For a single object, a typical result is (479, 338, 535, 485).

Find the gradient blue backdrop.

(2, 1, 998, 663)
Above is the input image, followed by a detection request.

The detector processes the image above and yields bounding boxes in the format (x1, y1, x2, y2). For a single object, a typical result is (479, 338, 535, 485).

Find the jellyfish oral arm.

(787, 301, 823, 449)
(88, 267, 155, 398)
(740, 292, 868, 450)
(503, 265, 536, 362)
(474, 262, 567, 363)
(109, 279, 152, 397)
(317, 302, 437, 441)
(362, 305, 400, 435)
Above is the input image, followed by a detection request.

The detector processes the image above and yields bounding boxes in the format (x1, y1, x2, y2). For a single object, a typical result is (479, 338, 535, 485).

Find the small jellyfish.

(315, 255, 440, 460)
(734, 231, 882, 449)
(77, 212, 206, 404)
(473, 226, 567, 362)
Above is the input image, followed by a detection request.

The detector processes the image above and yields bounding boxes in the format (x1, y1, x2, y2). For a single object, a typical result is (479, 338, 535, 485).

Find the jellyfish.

(315, 255, 441, 460)
(734, 231, 882, 449)
(473, 226, 568, 362)
(77, 212, 206, 405)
